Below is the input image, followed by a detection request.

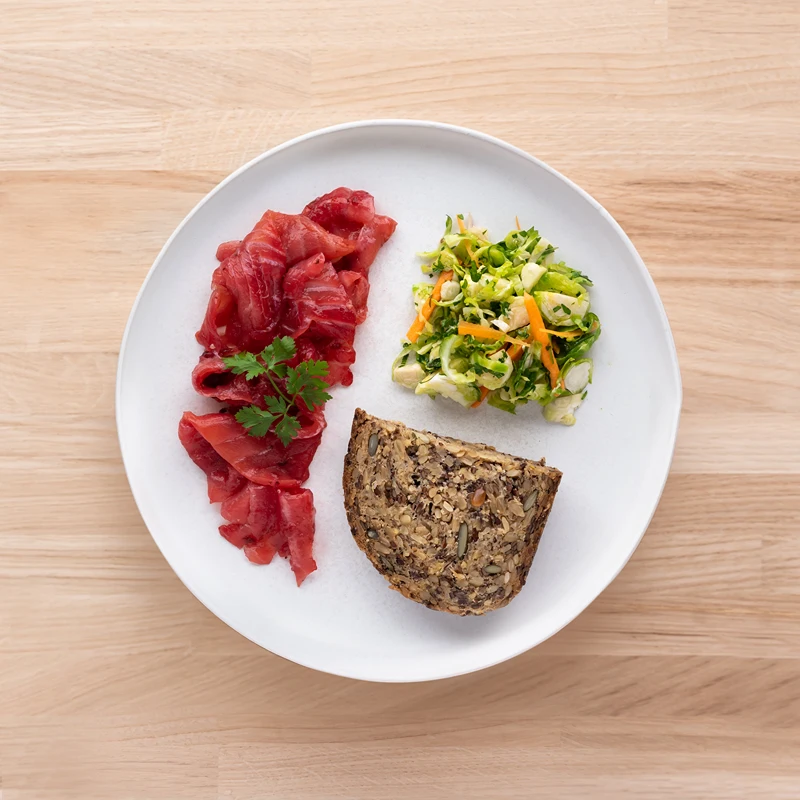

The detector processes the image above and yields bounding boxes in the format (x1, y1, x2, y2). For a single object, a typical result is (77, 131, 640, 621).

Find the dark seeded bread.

(342, 409, 562, 615)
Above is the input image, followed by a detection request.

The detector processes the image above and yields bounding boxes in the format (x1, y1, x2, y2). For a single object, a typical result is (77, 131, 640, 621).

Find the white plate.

(117, 120, 681, 682)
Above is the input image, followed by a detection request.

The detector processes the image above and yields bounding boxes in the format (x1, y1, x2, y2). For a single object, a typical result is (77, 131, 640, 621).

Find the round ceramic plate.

(117, 120, 681, 682)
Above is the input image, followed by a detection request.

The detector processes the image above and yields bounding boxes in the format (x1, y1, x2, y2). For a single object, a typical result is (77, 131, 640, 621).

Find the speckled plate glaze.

(117, 121, 681, 682)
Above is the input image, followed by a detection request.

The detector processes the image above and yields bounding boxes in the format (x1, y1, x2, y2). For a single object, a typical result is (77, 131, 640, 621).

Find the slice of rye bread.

(342, 408, 562, 615)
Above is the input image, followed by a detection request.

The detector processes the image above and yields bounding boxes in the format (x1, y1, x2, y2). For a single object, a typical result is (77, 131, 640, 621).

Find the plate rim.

(116, 119, 682, 682)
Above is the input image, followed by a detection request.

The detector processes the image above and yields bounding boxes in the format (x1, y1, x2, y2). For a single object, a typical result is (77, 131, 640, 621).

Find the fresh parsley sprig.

(222, 336, 331, 446)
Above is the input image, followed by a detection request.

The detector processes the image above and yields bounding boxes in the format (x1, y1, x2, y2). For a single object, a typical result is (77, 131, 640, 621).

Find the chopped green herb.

(222, 351, 267, 381)
(287, 360, 332, 409)
(274, 414, 302, 446)
(260, 335, 296, 377)
(234, 406, 277, 438)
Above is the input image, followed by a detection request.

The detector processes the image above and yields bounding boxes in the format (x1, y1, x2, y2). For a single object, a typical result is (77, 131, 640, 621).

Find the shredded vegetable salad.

(392, 215, 601, 425)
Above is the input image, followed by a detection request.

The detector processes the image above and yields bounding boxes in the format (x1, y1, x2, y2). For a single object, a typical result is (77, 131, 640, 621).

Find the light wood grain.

(1, 1, 799, 798)
(0, 0, 668, 49)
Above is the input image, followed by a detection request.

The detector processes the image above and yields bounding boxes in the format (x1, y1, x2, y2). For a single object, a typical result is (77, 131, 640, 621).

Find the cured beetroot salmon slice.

(180, 189, 395, 584)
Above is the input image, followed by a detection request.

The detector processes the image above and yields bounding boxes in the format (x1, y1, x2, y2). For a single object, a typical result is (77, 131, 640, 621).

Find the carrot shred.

(457, 321, 506, 341)
(472, 386, 490, 408)
(515, 215, 521, 231)
(523, 293, 560, 388)
(406, 270, 454, 343)
(457, 322, 531, 348)
(544, 328, 582, 340)
(507, 343, 525, 362)
(457, 216, 467, 233)
(543, 318, 599, 340)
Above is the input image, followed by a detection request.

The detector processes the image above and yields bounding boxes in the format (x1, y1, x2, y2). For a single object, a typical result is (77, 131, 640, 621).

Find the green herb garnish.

(222, 336, 332, 446)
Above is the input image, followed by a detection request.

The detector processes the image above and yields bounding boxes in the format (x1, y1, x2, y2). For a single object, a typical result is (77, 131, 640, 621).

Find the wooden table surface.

(2, 1, 799, 797)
